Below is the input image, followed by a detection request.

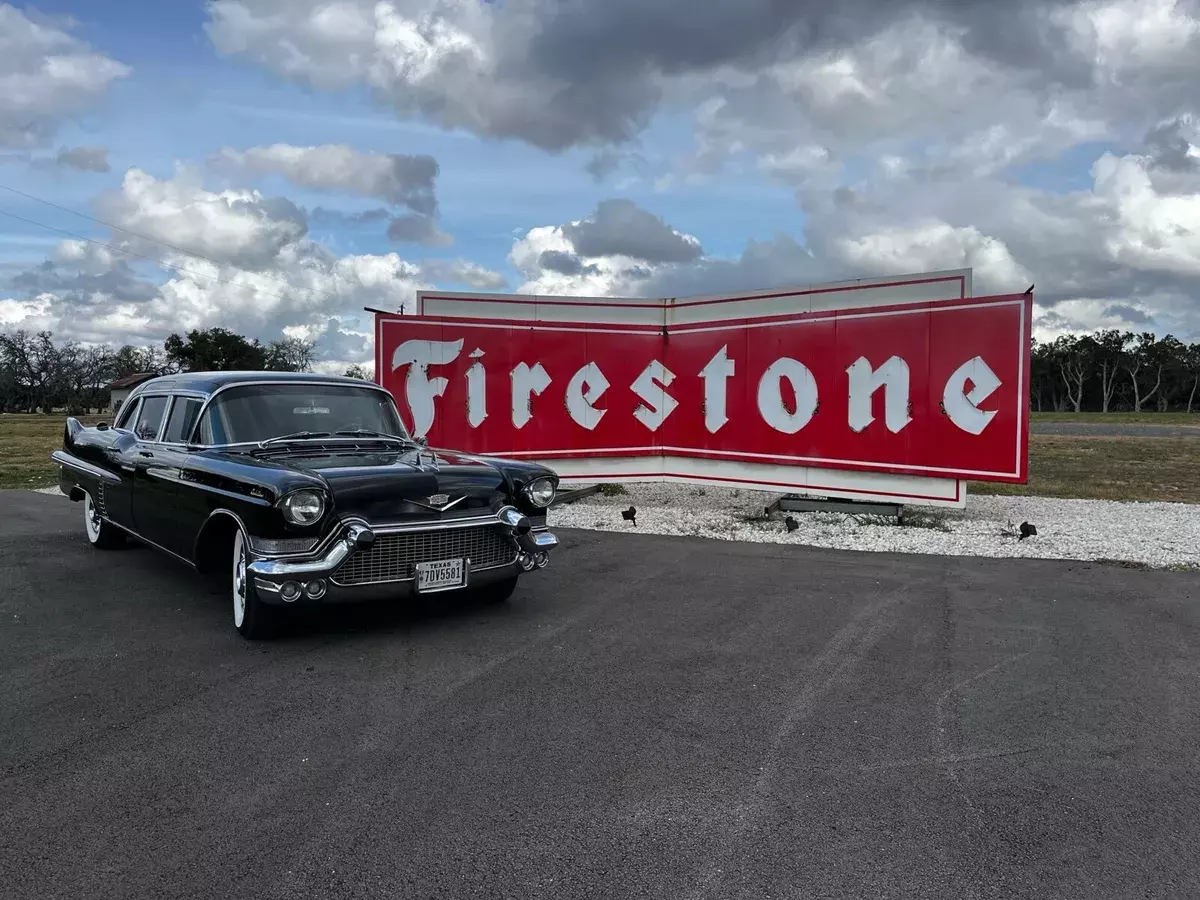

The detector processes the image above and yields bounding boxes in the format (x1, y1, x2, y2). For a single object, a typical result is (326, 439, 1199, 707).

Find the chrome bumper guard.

(246, 506, 557, 593)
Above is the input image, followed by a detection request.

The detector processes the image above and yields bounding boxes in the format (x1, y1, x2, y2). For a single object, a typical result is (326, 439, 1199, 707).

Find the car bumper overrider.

(245, 505, 558, 605)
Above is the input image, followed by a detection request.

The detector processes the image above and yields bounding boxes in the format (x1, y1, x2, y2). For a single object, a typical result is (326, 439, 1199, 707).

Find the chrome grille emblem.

(409, 493, 466, 512)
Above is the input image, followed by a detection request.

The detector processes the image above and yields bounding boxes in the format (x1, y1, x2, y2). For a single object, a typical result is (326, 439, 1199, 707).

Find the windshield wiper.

(257, 430, 332, 449)
(332, 429, 413, 445)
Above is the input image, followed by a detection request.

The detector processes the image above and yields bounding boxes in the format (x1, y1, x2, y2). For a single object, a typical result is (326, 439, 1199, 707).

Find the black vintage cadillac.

(52, 371, 560, 638)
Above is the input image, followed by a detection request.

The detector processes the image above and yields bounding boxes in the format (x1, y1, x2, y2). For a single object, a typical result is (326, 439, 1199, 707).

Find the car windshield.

(197, 383, 409, 445)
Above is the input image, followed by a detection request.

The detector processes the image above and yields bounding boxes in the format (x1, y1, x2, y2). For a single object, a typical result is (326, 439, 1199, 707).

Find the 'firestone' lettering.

(391, 351, 1003, 438)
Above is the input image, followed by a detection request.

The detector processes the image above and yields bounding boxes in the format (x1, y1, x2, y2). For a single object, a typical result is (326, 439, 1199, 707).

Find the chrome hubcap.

(233, 536, 247, 625)
(85, 494, 101, 540)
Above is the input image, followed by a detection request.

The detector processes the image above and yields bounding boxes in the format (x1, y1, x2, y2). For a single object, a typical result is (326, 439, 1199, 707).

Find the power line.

(0, 181, 345, 304)
(0, 207, 323, 308)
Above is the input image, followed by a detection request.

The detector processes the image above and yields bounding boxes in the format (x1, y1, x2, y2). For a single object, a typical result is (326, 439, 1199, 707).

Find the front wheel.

(232, 529, 277, 640)
(83, 491, 124, 549)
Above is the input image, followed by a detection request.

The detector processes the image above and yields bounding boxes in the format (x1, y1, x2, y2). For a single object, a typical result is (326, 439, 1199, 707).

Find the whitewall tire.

(83, 491, 124, 550)
(232, 529, 275, 640)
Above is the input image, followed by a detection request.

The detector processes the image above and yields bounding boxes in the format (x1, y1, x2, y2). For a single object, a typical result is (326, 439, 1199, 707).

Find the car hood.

(262, 445, 509, 521)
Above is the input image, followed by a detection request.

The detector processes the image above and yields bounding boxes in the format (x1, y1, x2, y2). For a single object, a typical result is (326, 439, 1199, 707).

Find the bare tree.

(1092, 330, 1128, 413)
(1184, 344, 1200, 414)
(1052, 335, 1091, 413)
(1124, 332, 1166, 412)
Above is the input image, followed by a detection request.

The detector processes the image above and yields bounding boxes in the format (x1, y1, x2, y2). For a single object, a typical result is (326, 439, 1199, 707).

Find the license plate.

(416, 558, 466, 592)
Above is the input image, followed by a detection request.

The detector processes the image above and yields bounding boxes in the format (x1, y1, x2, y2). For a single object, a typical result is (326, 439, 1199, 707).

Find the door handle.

(138, 451, 154, 458)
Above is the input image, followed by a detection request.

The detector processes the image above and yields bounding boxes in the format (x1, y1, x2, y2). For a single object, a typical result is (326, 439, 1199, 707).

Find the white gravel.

(30, 483, 1200, 569)
(33, 486, 65, 496)
(549, 484, 1200, 570)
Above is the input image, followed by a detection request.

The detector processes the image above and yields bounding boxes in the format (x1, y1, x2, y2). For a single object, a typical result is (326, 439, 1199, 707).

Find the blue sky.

(2, 0, 806, 283)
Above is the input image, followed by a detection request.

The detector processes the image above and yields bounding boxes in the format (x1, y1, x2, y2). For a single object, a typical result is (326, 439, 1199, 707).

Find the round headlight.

(524, 477, 556, 508)
(281, 489, 325, 525)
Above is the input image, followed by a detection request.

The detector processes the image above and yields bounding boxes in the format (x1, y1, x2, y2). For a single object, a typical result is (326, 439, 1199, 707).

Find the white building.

(107, 373, 157, 415)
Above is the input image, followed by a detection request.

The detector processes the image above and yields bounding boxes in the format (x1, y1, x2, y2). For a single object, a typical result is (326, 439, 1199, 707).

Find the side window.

(115, 398, 141, 431)
(163, 397, 203, 443)
(197, 408, 222, 445)
(135, 396, 169, 441)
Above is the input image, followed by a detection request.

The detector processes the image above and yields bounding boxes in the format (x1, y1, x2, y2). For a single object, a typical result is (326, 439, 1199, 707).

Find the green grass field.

(0, 414, 107, 490)
(969, 435, 1200, 503)
(1031, 411, 1199, 425)
(4, 412, 1200, 502)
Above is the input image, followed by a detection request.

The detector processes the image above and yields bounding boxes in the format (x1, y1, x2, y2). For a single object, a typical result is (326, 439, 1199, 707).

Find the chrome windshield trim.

(52, 450, 122, 484)
(187, 379, 403, 447)
(197, 437, 415, 451)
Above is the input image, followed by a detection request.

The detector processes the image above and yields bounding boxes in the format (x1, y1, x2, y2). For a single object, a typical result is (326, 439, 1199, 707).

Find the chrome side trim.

(178, 478, 273, 507)
(52, 450, 122, 485)
(104, 519, 196, 568)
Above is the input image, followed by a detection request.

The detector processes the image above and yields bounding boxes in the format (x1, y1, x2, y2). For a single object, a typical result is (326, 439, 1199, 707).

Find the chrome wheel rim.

(84, 493, 102, 542)
(233, 531, 247, 628)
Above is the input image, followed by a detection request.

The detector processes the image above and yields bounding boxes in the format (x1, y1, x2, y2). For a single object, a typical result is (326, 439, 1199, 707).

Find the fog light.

(304, 579, 326, 600)
(280, 581, 302, 602)
(533, 552, 549, 569)
(519, 553, 536, 572)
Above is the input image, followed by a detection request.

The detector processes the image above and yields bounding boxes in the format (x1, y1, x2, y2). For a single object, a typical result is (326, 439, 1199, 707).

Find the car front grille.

(331, 525, 518, 586)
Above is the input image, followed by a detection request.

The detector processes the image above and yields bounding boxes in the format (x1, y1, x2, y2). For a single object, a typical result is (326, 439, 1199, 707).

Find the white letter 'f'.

(392, 339, 464, 437)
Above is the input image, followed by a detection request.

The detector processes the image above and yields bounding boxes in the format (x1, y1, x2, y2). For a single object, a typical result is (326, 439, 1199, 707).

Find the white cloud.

(831, 223, 1033, 293)
(209, 143, 439, 212)
(95, 166, 309, 270)
(1057, 0, 1200, 73)
(2, 169, 435, 363)
(418, 259, 507, 290)
(1092, 152, 1200, 278)
(0, 4, 129, 148)
(205, 0, 576, 147)
(508, 157, 1200, 342)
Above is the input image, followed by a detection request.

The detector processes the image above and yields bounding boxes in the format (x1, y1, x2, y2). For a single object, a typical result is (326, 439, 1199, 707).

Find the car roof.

(131, 371, 382, 397)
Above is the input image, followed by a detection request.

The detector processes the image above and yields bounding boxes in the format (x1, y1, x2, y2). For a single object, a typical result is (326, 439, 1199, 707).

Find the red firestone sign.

(373, 270, 1031, 507)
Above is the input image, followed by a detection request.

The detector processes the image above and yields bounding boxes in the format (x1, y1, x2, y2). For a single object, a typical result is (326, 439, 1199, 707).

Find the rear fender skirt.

(52, 450, 121, 485)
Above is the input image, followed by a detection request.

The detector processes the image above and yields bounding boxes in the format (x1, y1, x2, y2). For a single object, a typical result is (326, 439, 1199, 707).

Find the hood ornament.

(411, 494, 465, 512)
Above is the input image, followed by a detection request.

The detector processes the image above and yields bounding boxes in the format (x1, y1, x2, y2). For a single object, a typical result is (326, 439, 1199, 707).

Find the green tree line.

(1032, 331, 1200, 413)
(0, 327, 362, 414)
(5, 323, 1197, 416)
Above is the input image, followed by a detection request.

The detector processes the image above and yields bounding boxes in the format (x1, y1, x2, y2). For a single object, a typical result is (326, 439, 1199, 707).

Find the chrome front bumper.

(246, 505, 558, 605)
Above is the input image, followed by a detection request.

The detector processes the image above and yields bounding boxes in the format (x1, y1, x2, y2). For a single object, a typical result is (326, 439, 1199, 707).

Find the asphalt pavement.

(3, 490, 1200, 900)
